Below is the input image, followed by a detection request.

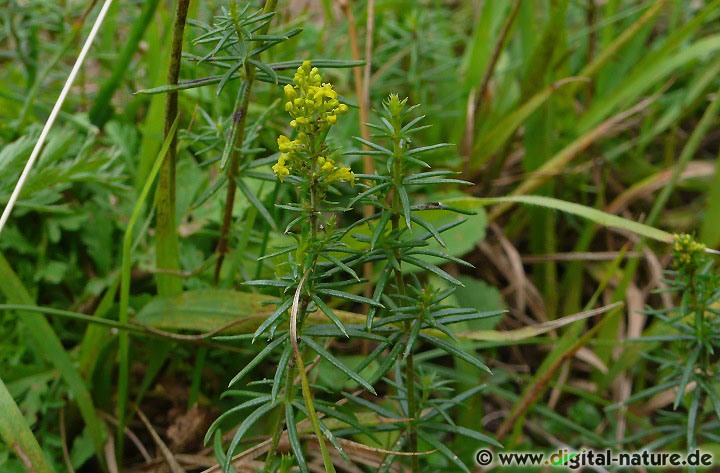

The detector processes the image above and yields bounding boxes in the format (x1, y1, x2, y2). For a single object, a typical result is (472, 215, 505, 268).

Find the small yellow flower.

(672, 233, 706, 269)
(272, 155, 291, 181)
(326, 167, 355, 186)
(277, 135, 293, 153)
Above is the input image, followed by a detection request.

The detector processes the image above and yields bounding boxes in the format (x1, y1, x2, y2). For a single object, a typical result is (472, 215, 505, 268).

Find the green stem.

(263, 161, 332, 471)
(118, 118, 179, 460)
(155, 0, 190, 296)
(214, 0, 279, 283)
(390, 134, 419, 473)
(296, 340, 335, 472)
(264, 362, 296, 472)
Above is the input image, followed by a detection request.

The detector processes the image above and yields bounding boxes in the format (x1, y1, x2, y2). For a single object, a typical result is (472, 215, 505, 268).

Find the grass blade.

(0, 375, 54, 473)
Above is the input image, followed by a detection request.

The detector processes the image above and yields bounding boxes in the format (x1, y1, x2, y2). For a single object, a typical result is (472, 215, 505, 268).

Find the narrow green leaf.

(417, 430, 470, 473)
(423, 422, 501, 448)
(285, 403, 309, 473)
(272, 344, 292, 402)
(248, 58, 278, 84)
(236, 177, 277, 231)
(292, 400, 350, 461)
(368, 211, 391, 250)
(301, 337, 377, 394)
(409, 214, 446, 247)
(310, 294, 349, 337)
(397, 184, 412, 230)
(267, 59, 365, 70)
(224, 401, 279, 473)
(419, 333, 491, 373)
(317, 289, 384, 308)
(403, 319, 424, 360)
(320, 253, 359, 281)
(403, 256, 463, 286)
(473, 195, 672, 242)
(253, 298, 293, 340)
(228, 334, 288, 387)
(674, 345, 701, 409)
(204, 394, 272, 445)
(0, 376, 54, 473)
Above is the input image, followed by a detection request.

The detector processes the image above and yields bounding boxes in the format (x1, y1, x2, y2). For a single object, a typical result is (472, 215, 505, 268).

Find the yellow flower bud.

(284, 84, 297, 100)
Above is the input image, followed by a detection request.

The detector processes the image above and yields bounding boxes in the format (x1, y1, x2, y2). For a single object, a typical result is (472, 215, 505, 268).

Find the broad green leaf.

(135, 289, 366, 334)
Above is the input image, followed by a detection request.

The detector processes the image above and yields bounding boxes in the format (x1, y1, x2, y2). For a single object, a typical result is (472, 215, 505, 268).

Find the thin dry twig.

(98, 411, 153, 464)
(60, 407, 76, 473)
(134, 405, 187, 473)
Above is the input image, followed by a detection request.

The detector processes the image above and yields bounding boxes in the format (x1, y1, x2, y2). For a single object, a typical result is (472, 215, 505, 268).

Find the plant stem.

(214, 0, 279, 284)
(155, 0, 190, 296)
(119, 118, 178, 462)
(264, 361, 296, 472)
(390, 134, 419, 473)
(266, 164, 334, 471)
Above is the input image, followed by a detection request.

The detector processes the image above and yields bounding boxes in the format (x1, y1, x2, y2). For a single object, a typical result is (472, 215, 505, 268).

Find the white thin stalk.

(0, 0, 114, 236)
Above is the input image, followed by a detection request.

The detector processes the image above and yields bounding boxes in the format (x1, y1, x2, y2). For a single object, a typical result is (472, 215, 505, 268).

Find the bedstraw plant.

(611, 234, 720, 469)
(204, 63, 500, 473)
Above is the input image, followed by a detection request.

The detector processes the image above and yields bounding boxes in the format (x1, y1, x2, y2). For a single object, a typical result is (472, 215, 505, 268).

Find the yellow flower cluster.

(673, 233, 706, 267)
(272, 61, 353, 185)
